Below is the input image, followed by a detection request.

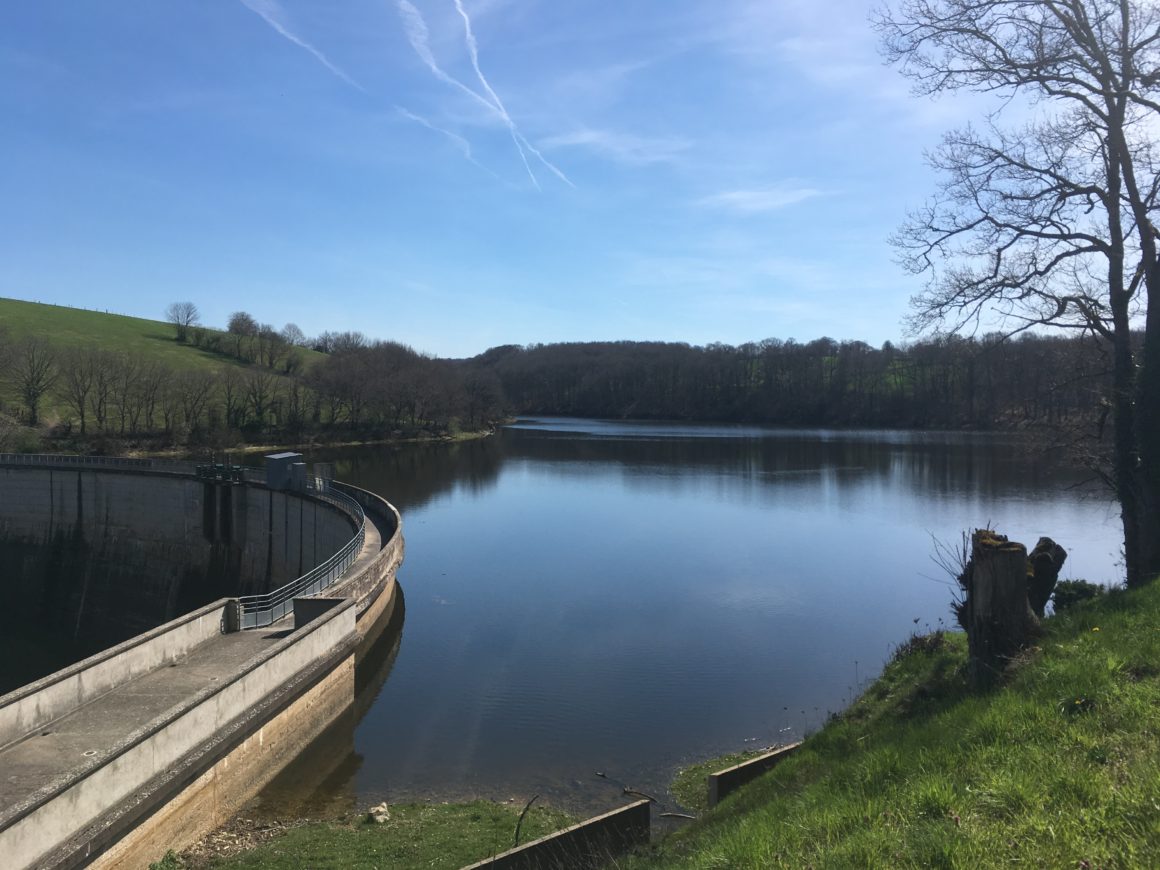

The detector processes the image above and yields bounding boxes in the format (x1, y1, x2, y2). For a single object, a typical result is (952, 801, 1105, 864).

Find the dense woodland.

(0, 304, 1125, 451)
(481, 333, 1119, 430)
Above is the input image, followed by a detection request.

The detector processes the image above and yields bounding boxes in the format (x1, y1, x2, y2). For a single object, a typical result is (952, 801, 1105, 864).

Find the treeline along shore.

(0, 298, 1128, 452)
(480, 332, 1122, 430)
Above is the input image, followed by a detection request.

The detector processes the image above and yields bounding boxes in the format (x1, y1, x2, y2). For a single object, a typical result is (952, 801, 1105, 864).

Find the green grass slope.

(626, 585, 1160, 869)
(0, 297, 327, 437)
(0, 297, 320, 373)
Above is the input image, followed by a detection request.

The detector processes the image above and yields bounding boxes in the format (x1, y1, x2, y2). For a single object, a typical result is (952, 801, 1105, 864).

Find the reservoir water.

(253, 419, 1123, 815)
(247, 419, 1122, 821)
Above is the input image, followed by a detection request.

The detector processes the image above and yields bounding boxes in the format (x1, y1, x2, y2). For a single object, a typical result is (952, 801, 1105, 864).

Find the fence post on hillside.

(965, 530, 1039, 687)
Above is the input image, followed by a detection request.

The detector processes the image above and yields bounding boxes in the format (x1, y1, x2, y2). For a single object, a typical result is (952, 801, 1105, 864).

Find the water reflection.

(247, 587, 407, 819)
(280, 420, 1119, 816)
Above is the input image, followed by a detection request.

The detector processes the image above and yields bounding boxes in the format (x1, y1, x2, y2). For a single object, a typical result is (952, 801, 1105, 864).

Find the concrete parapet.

(0, 460, 405, 868)
(88, 638, 357, 869)
(0, 600, 230, 753)
(0, 467, 356, 656)
(459, 800, 651, 870)
(0, 599, 358, 869)
(332, 481, 400, 541)
(707, 742, 803, 807)
(293, 596, 345, 629)
(326, 482, 405, 633)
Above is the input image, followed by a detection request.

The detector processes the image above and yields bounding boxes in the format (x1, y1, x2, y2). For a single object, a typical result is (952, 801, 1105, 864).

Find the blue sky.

(0, 1, 976, 358)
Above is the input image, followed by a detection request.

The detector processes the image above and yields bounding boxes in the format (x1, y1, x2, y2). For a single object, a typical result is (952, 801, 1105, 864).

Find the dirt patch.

(178, 816, 317, 867)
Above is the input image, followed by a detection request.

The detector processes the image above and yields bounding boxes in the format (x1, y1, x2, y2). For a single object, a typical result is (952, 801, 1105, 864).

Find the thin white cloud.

(395, 0, 572, 189)
(395, 105, 499, 178)
(452, 0, 573, 188)
(450, 0, 539, 187)
(699, 185, 824, 214)
(539, 128, 690, 166)
(239, 0, 364, 91)
(710, 0, 980, 129)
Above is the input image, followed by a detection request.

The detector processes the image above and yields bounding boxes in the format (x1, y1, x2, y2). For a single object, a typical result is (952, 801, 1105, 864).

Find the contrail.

(395, 0, 537, 186)
(451, 0, 574, 188)
(239, 0, 365, 91)
(395, 105, 500, 178)
(395, 0, 570, 189)
(395, 2, 498, 115)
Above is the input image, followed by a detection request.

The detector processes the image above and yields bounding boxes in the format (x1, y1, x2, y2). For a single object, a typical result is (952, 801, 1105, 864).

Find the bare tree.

(109, 353, 140, 435)
(58, 348, 99, 435)
(136, 360, 167, 431)
(165, 301, 200, 343)
(220, 367, 246, 429)
(281, 322, 307, 346)
(89, 350, 116, 433)
(244, 369, 276, 424)
(176, 371, 216, 430)
(0, 325, 12, 376)
(227, 311, 258, 361)
(256, 323, 285, 369)
(312, 330, 367, 355)
(877, 0, 1160, 586)
(9, 337, 58, 426)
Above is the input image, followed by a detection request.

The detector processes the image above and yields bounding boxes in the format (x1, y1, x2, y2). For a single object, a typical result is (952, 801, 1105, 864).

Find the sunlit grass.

(161, 801, 574, 870)
(622, 583, 1160, 869)
(0, 296, 322, 426)
(0, 297, 254, 372)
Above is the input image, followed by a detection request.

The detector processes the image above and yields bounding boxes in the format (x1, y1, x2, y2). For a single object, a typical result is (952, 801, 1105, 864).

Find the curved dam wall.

(0, 466, 355, 690)
(329, 481, 405, 640)
(0, 459, 404, 869)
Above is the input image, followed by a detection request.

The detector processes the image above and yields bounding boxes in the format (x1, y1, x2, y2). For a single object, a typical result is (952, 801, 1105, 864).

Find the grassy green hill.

(0, 297, 327, 445)
(0, 297, 321, 374)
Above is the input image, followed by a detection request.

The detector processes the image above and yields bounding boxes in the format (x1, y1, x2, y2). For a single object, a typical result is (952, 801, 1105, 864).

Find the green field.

(0, 297, 326, 438)
(0, 297, 320, 374)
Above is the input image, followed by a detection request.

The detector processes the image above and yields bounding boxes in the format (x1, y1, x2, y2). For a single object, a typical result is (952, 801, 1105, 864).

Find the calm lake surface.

(252, 419, 1122, 817)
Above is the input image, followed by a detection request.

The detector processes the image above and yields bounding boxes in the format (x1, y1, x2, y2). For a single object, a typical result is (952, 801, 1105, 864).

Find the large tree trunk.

(966, 531, 1039, 688)
(1132, 258, 1160, 587)
(1110, 285, 1149, 588)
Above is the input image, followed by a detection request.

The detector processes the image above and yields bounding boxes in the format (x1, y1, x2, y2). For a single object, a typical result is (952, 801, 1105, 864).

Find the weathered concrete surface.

(0, 466, 403, 869)
(0, 600, 229, 752)
(0, 468, 353, 590)
(0, 467, 355, 690)
(90, 652, 356, 870)
(0, 600, 357, 869)
(459, 800, 651, 870)
(706, 742, 803, 807)
(327, 482, 404, 640)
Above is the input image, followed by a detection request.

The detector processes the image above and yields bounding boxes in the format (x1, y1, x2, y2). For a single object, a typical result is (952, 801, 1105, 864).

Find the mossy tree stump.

(966, 531, 1040, 687)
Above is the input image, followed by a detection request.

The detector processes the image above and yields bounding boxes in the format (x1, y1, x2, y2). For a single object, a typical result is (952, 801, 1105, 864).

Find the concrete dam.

(0, 454, 405, 869)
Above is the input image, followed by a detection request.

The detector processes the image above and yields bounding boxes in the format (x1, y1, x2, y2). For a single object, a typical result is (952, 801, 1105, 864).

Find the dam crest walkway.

(0, 499, 386, 855)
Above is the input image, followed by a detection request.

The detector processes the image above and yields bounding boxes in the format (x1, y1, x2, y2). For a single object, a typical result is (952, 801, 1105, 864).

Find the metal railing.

(236, 485, 366, 629)
(0, 452, 365, 630)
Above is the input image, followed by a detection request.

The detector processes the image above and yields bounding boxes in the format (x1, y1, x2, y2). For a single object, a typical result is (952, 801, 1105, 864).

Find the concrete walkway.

(0, 628, 280, 812)
(346, 509, 383, 575)
(0, 509, 384, 817)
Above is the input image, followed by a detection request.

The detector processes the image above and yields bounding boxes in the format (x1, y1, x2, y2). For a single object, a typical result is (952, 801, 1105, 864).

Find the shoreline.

(17, 426, 498, 462)
(163, 581, 1160, 868)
